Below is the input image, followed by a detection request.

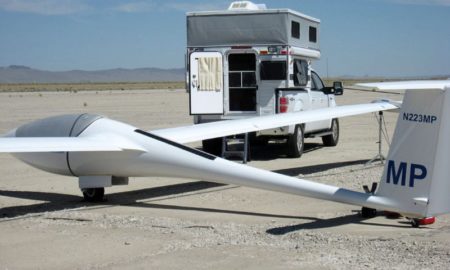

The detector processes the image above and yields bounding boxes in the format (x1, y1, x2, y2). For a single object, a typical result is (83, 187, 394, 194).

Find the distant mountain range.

(1, 65, 448, 84)
(0, 65, 185, 83)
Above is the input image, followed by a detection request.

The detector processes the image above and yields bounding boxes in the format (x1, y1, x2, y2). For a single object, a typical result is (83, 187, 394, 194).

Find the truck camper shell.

(187, 8, 320, 56)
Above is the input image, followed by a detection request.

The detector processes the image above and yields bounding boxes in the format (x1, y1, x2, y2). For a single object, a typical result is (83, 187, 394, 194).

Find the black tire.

(411, 219, 420, 228)
(361, 207, 377, 218)
(82, 187, 105, 202)
(322, 119, 339, 146)
(287, 125, 304, 158)
(202, 138, 222, 156)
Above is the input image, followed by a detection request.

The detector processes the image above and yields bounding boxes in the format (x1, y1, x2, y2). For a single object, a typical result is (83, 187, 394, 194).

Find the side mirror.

(333, 81, 344, 95)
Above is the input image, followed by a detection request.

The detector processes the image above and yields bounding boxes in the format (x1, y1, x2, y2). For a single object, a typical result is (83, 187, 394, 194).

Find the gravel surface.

(1, 89, 449, 269)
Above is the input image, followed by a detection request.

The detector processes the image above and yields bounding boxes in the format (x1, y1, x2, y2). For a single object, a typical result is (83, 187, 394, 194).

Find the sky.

(0, 0, 449, 77)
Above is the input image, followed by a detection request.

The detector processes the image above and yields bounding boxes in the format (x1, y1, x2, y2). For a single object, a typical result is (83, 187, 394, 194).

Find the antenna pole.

(366, 111, 386, 165)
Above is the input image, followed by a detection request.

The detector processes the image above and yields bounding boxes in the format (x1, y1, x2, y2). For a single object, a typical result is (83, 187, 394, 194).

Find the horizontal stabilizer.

(153, 102, 398, 144)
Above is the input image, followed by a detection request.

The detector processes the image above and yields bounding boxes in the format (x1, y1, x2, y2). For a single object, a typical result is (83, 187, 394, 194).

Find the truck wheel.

(322, 119, 339, 146)
(287, 125, 304, 158)
(202, 138, 222, 156)
(82, 188, 105, 202)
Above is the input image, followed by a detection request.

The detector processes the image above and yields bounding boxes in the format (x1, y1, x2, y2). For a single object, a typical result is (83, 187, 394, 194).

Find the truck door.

(258, 57, 288, 116)
(189, 52, 224, 115)
(308, 71, 331, 131)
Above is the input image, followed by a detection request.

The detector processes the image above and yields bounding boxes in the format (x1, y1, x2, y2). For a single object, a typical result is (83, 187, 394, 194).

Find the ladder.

(221, 133, 249, 163)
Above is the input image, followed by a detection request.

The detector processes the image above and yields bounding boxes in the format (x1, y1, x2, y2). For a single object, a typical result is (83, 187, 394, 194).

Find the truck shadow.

(249, 142, 323, 161)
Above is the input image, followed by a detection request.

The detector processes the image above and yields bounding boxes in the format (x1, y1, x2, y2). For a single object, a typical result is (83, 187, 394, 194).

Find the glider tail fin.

(376, 87, 450, 217)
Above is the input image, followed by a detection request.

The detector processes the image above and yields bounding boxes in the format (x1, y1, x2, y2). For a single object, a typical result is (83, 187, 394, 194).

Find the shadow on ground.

(250, 142, 324, 161)
(0, 159, 396, 230)
(273, 159, 370, 176)
(266, 212, 410, 235)
(1, 181, 308, 221)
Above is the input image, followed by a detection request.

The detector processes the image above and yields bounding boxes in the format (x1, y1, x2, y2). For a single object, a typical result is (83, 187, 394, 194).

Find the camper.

(186, 1, 343, 158)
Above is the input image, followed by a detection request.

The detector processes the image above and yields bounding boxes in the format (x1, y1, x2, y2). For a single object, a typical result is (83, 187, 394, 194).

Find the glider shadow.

(273, 159, 371, 176)
(0, 160, 393, 229)
(266, 212, 411, 235)
(0, 181, 304, 221)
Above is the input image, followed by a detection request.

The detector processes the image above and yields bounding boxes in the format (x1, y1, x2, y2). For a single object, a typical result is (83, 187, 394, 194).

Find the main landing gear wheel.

(82, 187, 105, 202)
(287, 124, 304, 158)
(361, 207, 377, 218)
(322, 119, 339, 146)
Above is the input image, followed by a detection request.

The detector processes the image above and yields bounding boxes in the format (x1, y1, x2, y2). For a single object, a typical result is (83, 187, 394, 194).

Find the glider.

(1, 80, 450, 227)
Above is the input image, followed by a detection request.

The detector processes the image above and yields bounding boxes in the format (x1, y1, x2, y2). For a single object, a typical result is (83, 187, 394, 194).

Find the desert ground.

(1, 88, 449, 269)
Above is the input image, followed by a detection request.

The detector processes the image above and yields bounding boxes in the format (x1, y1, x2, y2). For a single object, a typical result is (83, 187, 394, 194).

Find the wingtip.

(356, 80, 450, 91)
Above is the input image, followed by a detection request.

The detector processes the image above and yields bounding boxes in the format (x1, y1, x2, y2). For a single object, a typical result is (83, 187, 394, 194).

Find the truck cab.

(187, 1, 343, 157)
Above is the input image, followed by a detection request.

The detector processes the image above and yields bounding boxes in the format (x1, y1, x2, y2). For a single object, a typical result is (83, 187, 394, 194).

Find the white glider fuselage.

(6, 115, 408, 217)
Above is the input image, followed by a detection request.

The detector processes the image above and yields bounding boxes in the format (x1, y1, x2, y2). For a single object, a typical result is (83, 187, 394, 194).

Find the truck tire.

(202, 138, 222, 156)
(322, 119, 339, 147)
(287, 125, 304, 158)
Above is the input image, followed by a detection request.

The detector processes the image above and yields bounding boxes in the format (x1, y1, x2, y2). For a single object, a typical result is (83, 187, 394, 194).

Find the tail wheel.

(411, 217, 436, 228)
(287, 124, 304, 158)
(322, 119, 339, 146)
(82, 187, 105, 202)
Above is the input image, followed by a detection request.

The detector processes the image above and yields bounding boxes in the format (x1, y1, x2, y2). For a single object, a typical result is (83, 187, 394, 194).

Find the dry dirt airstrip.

(1, 89, 449, 269)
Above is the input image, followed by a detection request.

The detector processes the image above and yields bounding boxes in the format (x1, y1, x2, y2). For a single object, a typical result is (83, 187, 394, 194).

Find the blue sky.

(0, 0, 449, 77)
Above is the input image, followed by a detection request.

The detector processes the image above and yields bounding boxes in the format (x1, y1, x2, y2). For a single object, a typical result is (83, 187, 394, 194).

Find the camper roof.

(187, 8, 320, 24)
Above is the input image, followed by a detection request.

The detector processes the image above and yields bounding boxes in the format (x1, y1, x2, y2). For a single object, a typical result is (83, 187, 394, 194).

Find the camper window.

(291, 21, 300, 39)
(228, 53, 257, 88)
(260, 61, 286, 80)
(309, 26, 317, 43)
(293, 59, 308, 86)
(229, 54, 256, 70)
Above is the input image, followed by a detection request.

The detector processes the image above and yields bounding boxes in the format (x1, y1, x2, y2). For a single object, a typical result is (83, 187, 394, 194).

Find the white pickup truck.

(186, 1, 344, 158)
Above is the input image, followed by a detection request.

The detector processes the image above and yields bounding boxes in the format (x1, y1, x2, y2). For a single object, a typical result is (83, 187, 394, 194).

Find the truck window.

(260, 61, 286, 80)
(293, 59, 308, 86)
(311, 71, 324, 91)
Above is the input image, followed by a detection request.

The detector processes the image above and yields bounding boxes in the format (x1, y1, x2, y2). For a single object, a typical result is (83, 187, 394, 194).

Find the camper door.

(189, 52, 224, 115)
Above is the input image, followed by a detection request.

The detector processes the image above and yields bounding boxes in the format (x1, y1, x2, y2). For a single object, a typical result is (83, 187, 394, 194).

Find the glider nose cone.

(3, 128, 17, 138)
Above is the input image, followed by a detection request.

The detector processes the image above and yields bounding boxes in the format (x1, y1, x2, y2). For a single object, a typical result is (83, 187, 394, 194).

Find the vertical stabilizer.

(376, 87, 450, 217)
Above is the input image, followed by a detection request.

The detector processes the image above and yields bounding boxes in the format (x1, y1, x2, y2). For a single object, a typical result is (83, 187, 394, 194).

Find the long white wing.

(357, 80, 450, 91)
(0, 136, 145, 153)
(153, 102, 398, 144)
